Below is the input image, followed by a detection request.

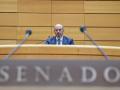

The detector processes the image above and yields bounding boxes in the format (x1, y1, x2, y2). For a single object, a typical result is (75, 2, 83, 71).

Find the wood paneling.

(17, 27, 52, 40)
(75, 41, 85, 45)
(0, 13, 18, 26)
(18, 13, 51, 26)
(0, 0, 17, 12)
(0, 45, 120, 60)
(2, 55, 120, 60)
(1, 55, 115, 60)
(85, 28, 120, 40)
(83, 41, 120, 46)
(17, 27, 84, 41)
(64, 27, 84, 40)
(0, 27, 17, 39)
(16, 40, 44, 44)
(85, 14, 120, 27)
(52, 1, 84, 13)
(18, 0, 51, 13)
(16, 40, 84, 45)
(0, 0, 120, 53)
(0, 40, 16, 44)
(52, 14, 84, 26)
(85, 1, 120, 13)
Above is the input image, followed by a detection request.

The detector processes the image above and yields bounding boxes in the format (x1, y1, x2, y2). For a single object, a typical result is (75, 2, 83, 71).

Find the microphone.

(3, 29, 32, 60)
(80, 25, 110, 60)
(25, 29, 32, 37)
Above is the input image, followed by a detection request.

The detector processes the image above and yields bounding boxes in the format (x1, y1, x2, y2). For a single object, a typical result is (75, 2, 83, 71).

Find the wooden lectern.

(0, 44, 120, 60)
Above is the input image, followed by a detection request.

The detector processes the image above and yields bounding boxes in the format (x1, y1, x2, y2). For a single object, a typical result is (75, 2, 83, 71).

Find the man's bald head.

(54, 24, 64, 30)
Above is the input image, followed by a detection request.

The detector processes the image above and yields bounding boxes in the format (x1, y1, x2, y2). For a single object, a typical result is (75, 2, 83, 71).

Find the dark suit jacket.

(45, 36, 74, 45)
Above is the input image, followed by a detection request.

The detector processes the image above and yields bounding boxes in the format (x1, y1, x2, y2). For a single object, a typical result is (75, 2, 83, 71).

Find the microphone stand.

(3, 30, 32, 60)
(80, 26, 110, 60)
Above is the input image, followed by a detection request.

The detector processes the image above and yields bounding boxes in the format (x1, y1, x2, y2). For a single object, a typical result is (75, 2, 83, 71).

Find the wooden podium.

(0, 44, 120, 60)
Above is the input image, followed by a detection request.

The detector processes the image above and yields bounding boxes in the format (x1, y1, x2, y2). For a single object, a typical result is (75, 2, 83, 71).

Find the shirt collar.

(56, 36, 63, 45)
(56, 36, 63, 41)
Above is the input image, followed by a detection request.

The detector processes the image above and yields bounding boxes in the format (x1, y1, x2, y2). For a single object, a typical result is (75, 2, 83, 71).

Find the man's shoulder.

(47, 36, 56, 42)
(45, 36, 56, 44)
(63, 36, 73, 40)
(63, 36, 74, 45)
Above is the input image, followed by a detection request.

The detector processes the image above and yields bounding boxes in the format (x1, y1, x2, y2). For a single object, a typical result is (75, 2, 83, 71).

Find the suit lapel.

(62, 36, 66, 44)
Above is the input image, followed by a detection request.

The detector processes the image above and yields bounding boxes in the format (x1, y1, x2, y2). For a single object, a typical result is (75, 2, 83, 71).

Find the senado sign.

(0, 60, 120, 86)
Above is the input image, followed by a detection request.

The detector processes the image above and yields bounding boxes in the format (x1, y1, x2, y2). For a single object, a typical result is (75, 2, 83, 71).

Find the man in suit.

(45, 24, 74, 45)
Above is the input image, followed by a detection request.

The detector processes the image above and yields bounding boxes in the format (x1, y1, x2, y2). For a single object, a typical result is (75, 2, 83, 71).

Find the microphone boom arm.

(3, 30, 32, 60)
(81, 26, 110, 60)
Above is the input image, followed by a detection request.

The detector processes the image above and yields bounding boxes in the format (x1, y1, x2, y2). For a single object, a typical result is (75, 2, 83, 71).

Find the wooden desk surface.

(0, 44, 120, 60)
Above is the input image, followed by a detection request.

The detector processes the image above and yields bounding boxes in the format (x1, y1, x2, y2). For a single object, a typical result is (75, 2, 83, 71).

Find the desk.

(0, 44, 120, 60)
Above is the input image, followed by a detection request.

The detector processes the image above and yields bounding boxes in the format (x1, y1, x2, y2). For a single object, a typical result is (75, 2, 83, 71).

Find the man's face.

(54, 26, 64, 38)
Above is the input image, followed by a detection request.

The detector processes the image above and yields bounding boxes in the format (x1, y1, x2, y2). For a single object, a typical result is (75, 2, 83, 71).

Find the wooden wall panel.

(0, 0, 120, 48)
(84, 41, 120, 46)
(85, 28, 120, 40)
(85, 1, 120, 13)
(16, 40, 85, 45)
(1, 55, 120, 60)
(0, 27, 17, 39)
(73, 41, 84, 45)
(16, 26, 84, 44)
(52, 14, 84, 26)
(18, 0, 51, 13)
(18, 13, 51, 26)
(52, 1, 84, 13)
(0, 0, 17, 12)
(17, 27, 52, 40)
(64, 27, 84, 40)
(0, 13, 18, 26)
(16, 27, 84, 43)
(85, 14, 120, 27)
(0, 40, 16, 44)
(16, 40, 44, 44)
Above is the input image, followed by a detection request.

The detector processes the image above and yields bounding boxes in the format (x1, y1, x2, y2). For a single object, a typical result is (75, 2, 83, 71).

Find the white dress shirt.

(56, 36, 63, 45)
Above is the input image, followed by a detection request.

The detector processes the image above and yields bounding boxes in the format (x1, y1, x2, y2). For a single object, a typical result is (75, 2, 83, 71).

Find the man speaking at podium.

(45, 24, 74, 45)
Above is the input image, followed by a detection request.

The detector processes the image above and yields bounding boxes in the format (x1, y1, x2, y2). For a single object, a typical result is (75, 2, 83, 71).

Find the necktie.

(57, 38, 60, 45)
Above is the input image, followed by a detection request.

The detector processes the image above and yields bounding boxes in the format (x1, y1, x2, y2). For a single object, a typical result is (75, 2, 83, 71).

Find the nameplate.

(0, 59, 120, 86)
